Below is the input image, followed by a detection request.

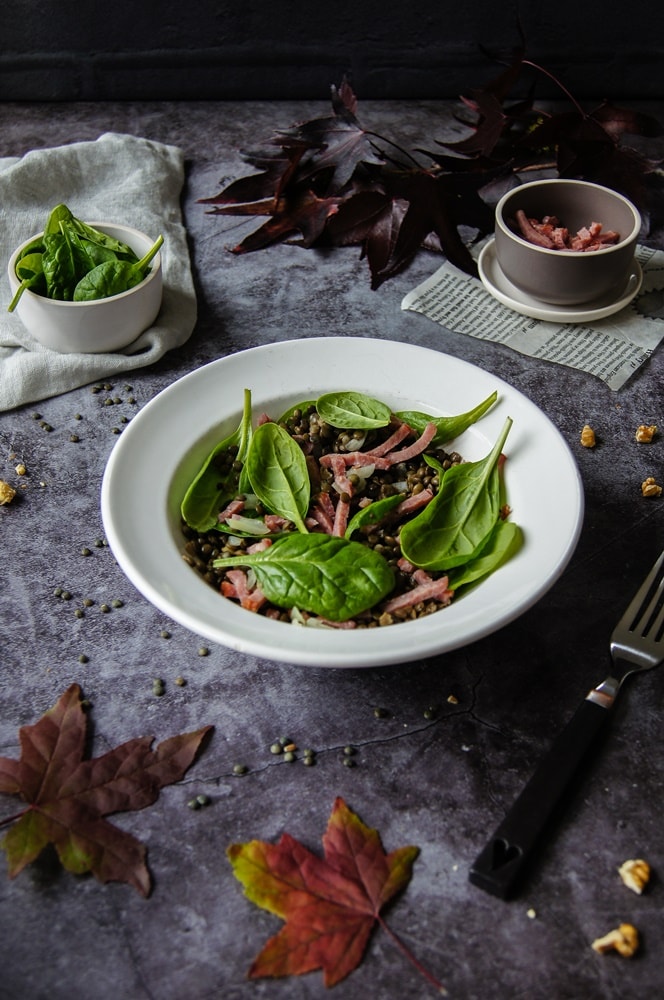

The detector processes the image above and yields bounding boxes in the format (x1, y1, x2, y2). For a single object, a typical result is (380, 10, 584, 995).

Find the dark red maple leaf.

(440, 45, 537, 161)
(521, 103, 663, 210)
(0, 684, 212, 895)
(228, 796, 445, 992)
(274, 86, 385, 194)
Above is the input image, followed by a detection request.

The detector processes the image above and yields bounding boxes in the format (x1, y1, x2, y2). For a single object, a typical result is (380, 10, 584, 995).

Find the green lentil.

(373, 707, 389, 718)
(152, 678, 165, 696)
(100, 604, 110, 613)
(61, 590, 72, 601)
(111, 427, 121, 435)
(83, 598, 94, 607)
(81, 547, 91, 556)
(174, 676, 186, 687)
(283, 751, 296, 763)
(187, 798, 200, 810)
(423, 706, 438, 720)
(78, 654, 89, 664)
(69, 434, 80, 443)
(74, 608, 84, 619)
(196, 794, 210, 806)
(32, 412, 41, 419)
(53, 587, 62, 597)
(198, 646, 209, 657)
(74, 413, 82, 420)
(233, 763, 248, 775)
(111, 599, 123, 608)
(343, 757, 356, 768)
(343, 745, 356, 756)
(270, 743, 283, 755)
(160, 630, 171, 639)
(303, 756, 316, 766)
(94, 539, 104, 548)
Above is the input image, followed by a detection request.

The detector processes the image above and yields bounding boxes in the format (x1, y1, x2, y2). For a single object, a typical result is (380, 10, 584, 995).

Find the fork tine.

(621, 549, 664, 638)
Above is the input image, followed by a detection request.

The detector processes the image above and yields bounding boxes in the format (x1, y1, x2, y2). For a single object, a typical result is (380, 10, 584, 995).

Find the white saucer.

(477, 238, 643, 323)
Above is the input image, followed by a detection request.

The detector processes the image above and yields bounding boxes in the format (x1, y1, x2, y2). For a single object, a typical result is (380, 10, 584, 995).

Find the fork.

(469, 549, 664, 899)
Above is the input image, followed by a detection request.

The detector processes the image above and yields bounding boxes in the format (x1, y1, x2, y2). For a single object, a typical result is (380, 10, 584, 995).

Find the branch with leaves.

(200, 47, 663, 288)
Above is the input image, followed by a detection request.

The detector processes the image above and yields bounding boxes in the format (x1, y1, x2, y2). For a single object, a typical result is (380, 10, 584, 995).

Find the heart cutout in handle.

(491, 838, 522, 870)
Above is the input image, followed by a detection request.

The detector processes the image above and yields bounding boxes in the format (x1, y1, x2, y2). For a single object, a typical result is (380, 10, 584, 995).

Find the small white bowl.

(7, 221, 163, 353)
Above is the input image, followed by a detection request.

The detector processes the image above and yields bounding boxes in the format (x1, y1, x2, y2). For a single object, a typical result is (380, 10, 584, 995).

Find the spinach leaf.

(42, 232, 91, 300)
(213, 534, 395, 621)
(180, 389, 253, 533)
(82, 241, 118, 267)
(17, 236, 46, 260)
(69, 215, 138, 260)
(316, 391, 392, 429)
(445, 520, 522, 590)
(423, 453, 445, 475)
(396, 390, 498, 445)
(73, 234, 163, 301)
(344, 493, 404, 540)
(399, 417, 512, 570)
(245, 422, 310, 533)
(44, 203, 74, 235)
(7, 253, 46, 312)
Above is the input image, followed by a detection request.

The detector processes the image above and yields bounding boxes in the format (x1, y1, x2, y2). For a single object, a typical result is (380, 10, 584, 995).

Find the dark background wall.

(1, 0, 663, 103)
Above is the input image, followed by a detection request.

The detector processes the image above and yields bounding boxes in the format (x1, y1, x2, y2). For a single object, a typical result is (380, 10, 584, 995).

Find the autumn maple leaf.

(0, 684, 212, 895)
(228, 796, 445, 992)
(520, 103, 663, 211)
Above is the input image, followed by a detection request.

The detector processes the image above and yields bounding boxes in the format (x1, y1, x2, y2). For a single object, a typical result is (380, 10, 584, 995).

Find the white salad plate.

(478, 238, 643, 323)
(101, 337, 584, 668)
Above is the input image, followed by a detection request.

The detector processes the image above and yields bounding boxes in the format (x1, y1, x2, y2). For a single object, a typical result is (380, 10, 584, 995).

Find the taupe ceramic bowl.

(494, 179, 641, 306)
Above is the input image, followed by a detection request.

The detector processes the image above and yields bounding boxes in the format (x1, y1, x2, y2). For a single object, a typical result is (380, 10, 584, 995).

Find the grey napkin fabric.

(0, 132, 197, 412)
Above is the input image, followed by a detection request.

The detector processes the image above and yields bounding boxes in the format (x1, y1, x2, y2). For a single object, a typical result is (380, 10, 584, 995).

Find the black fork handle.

(469, 696, 612, 899)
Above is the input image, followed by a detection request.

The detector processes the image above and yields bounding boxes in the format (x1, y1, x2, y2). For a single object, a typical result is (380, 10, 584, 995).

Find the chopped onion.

(344, 434, 367, 451)
(225, 514, 270, 535)
(352, 464, 375, 479)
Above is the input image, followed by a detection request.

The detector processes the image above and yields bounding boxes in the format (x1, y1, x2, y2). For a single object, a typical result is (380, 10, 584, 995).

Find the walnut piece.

(641, 476, 663, 498)
(635, 423, 657, 443)
(591, 923, 639, 957)
(580, 424, 596, 448)
(0, 480, 16, 505)
(618, 858, 651, 894)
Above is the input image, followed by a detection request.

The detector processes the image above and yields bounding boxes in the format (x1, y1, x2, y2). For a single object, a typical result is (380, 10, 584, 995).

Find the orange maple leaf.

(228, 796, 445, 992)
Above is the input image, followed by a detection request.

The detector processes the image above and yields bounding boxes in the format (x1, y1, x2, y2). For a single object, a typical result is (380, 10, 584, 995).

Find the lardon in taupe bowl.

(493, 178, 641, 306)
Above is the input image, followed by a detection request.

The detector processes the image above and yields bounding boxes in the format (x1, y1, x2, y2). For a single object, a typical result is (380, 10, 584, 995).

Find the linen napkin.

(0, 132, 196, 412)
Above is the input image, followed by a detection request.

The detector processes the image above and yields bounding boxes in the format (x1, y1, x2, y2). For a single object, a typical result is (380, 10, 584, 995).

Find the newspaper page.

(401, 244, 664, 390)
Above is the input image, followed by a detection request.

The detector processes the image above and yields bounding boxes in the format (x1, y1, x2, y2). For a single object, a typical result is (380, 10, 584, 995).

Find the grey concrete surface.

(0, 99, 662, 1000)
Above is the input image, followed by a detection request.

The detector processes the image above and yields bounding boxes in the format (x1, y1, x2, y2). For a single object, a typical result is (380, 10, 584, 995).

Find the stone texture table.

(0, 99, 662, 1000)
